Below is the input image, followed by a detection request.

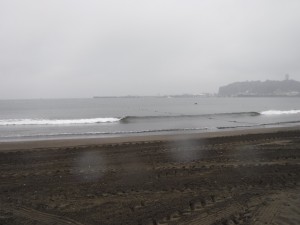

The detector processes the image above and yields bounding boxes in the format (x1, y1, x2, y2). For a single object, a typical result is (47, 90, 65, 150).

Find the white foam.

(261, 110, 300, 115)
(0, 118, 121, 126)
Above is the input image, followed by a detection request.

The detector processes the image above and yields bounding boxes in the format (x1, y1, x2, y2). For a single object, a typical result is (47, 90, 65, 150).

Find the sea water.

(0, 97, 300, 141)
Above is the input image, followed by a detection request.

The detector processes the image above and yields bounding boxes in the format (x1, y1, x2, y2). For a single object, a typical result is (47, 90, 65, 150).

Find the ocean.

(0, 97, 300, 142)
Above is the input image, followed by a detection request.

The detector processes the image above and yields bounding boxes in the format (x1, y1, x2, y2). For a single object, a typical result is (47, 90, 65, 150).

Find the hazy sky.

(0, 0, 300, 98)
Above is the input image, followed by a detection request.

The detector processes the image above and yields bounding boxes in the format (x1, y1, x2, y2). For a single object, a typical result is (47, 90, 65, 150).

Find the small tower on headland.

(285, 74, 289, 81)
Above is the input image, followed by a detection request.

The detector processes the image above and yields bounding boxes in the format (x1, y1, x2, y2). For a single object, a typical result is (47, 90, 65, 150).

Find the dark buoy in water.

(194, 102, 198, 105)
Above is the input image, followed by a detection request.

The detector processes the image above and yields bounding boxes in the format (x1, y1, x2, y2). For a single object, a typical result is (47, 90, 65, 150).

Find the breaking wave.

(0, 112, 260, 126)
(0, 110, 299, 126)
(260, 110, 300, 115)
(0, 118, 121, 126)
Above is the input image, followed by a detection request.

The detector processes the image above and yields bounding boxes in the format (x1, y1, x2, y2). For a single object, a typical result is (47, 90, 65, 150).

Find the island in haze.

(218, 76, 300, 97)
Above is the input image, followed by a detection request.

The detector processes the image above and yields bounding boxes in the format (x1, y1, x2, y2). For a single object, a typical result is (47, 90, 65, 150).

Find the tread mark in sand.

(178, 202, 244, 225)
(253, 196, 282, 225)
(12, 207, 86, 225)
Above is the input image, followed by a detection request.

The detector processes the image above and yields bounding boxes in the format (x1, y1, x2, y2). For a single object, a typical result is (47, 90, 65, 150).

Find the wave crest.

(0, 118, 121, 126)
(260, 110, 300, 115)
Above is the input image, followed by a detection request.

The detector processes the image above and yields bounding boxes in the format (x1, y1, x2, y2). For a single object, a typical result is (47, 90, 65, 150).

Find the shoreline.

(1, 125, 299, 151)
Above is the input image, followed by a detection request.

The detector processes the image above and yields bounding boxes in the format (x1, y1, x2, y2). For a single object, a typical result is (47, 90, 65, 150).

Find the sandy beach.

(0, 126, 299, 225)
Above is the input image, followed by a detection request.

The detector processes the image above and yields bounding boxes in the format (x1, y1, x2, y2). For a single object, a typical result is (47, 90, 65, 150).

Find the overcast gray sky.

(0, 0, 299, 99)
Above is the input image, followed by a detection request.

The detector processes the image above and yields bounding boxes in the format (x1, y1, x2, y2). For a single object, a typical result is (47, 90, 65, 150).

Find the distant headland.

(218, 77, 300, 97)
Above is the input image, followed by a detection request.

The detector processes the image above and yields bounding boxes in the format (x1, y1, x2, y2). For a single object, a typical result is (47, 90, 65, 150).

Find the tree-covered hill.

(218, 79, 300, 97)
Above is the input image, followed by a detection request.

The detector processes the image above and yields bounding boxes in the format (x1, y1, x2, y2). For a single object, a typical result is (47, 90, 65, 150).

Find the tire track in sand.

(12, 207, 86, 225)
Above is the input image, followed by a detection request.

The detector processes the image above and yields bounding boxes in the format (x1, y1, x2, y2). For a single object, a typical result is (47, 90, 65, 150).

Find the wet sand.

(0, 127, 299, 225)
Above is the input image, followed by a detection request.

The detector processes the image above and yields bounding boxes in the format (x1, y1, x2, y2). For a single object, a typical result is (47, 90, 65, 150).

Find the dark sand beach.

(0, 127, 299, 225)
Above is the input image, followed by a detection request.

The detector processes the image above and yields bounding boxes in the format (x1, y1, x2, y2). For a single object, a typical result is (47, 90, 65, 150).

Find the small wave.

(260, 120, 300, 126)
(260, 110, 300, 115)
(217, 125, 255, 130)
(0, 118, 121, 126)
(217, 120, 300, 130)
(0, 127, 209, 139)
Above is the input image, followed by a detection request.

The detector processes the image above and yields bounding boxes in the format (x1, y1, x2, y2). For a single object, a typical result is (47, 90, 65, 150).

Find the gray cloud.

(0, 0, 300, 98)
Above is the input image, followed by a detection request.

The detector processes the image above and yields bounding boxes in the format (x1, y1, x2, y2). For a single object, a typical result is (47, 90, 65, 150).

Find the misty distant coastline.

(93, 93, 215, 99)
(218, 78, 300, 97)
(93, 79, 300, 98)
